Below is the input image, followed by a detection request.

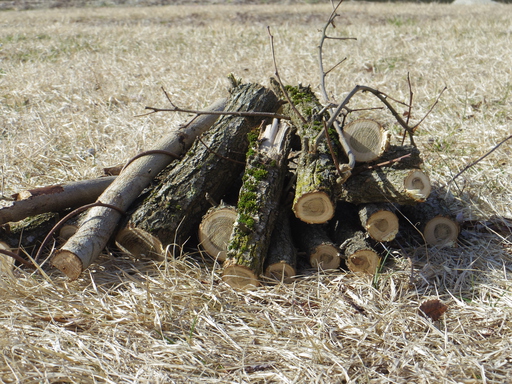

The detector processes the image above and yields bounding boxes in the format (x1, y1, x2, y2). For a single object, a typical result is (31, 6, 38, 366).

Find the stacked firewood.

(0, 82, 460, 287)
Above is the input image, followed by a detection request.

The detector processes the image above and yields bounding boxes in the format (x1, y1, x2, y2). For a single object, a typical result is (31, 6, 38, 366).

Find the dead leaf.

(419, 299, 448, 321)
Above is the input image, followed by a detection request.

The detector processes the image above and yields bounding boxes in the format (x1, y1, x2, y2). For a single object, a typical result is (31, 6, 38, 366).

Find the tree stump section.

(263, 207, 297, 284)
(198, 204, 237, 263)
(342, 119, 390, 163)
(338, 168, 431, 205)
(358, 203, 399, 242)
(223, 119, 293, 289)
(116, 83, 280, 261)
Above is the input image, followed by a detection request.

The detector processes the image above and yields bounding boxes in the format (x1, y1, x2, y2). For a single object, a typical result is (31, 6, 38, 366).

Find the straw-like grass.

(1, 2, 511, 383)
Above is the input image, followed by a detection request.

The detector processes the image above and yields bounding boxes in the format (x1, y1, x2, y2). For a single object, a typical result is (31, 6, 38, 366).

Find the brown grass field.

(1, 2, 511, 383)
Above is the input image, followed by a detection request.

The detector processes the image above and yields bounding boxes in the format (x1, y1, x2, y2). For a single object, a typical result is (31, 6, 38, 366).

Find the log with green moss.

(272, 81, 339, 224)
(337, 167, 431, 205)
(223, 119, 293, 289)
(115, 83, 280, 259)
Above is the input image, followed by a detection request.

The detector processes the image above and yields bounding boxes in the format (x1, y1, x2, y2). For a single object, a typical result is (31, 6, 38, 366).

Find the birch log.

(52, 97, 227, 280)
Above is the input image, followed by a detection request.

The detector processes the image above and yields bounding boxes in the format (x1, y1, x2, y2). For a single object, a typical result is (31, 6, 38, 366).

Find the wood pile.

(0, 82, 460, 288)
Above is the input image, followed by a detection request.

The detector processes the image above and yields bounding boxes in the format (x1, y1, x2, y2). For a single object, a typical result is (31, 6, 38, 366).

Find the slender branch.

(351, 153, 412, 176)
(447, 134, 512, 185)
(411, 86, 447, 132)
(0, 248, 34, 268)
(324, 57, 348, 77)
(267, 26, 307, 125)
(121, 150, 183, 173)
(142, 105, 290, 121)
(401, 72, 414, 145)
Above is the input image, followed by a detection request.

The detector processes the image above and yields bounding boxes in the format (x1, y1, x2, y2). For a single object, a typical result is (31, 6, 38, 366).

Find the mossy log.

(116, 84, 280, 262)
(292, 220, 341, 270)
(223, 119, 292, 289)
(198, 204, 237, 263)
(271, 81, 338, 224)
(400, 193, 460, 247)
(263, 207, 297, 284)
(338, 168, 431, 205)
(331, 203, 381, 275)
(358, 203, 399, 242)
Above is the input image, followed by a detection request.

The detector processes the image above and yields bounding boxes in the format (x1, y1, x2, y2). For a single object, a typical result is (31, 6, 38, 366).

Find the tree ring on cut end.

(343, 119, 390, 162)
(264, 262, 296, 284)
(404, 170, 431, 201)
(222, 265, 259, 289)
(424, 216, 460, 247)
(198, 207, 237, 262)
(294, 191, 335, 224)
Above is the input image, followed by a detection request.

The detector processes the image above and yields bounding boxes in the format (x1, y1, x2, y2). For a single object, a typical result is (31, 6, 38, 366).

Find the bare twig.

(267, 27, 307, 125)
(351, 153, 412, 176)
(447, 134, 512, 185)
(121, 150, 183, 173)
(401, 72, 414, 145)
(410, 86, 447, 132)
(140, 87, 289, 120)
(0, 248, 34, 268)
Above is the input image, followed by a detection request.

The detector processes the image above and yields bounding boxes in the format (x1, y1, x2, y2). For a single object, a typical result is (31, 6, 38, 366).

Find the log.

(277, 83, 338, 224)
(358, 203, 399, 242)
(117, 84, 280, 262)
(401, 193, 460, 247)
(52, 97, 227, 280)
(0, 241, 15, 276)
(263, 207, 297, 284)
(338, 168, 431, 205)
(331, 204, 381, 275)
(0, 177, 116, 225)
(223, 119, 292, 289)
(292, 220, 341, 270)
(198, 204, 237, 262)
(342, 119, 390, 163)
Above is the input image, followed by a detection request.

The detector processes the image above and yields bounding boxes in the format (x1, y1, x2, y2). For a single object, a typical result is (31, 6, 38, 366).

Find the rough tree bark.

(338, 168, 431, 205)
(52, 97, 227, 280)
(223, 119, 292, 289)
(117, 83, 280, 262)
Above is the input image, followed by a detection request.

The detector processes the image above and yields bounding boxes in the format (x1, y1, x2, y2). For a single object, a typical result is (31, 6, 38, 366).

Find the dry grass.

(1, 2, 511, 383)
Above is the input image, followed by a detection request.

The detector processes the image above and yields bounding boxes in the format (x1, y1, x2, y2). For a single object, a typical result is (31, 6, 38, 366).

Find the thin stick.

(267, 27, 307, 125)
(141, 105, 290, 121)
(448, 134, 512, 185)
(0, 248, 34, 268)
(121, 150, 183, 173)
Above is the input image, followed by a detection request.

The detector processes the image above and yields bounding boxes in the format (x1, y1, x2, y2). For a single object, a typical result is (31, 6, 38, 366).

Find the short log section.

(358, 203, 399, 242)
(293, 220, 341, 270)
(198, 204, 237, 263)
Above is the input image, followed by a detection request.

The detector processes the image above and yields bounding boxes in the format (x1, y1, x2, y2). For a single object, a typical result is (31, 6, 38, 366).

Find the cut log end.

(404, 170, 431, 202)
(343, 119, 390, 163)
(366, 210, 399, 242)
(115, 227, 165, 260)
(198, 206, 237, 262)
(346, 250, 381, 275)
(310, 244, 341, 270)
(293, 191, 335, 224)
(222, 264, 260, 289)
(59, 225, 78, 241)
(264, 261, 296, 284)
(424, 216, 460, 247)
(52, 250, 83, 281)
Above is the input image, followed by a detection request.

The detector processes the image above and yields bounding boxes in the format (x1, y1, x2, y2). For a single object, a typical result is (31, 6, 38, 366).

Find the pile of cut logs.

(0, 82, 460, 288)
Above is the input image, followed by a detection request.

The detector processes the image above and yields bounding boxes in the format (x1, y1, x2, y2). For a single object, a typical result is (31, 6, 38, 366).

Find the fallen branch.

(52, 97, 227, 280)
